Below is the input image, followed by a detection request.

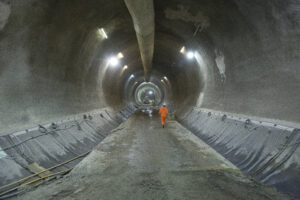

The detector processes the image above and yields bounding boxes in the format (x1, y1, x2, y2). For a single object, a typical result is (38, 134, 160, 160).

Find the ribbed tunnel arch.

(134, 82, 162, 106)
(1, 0, 299, 133)
(0, 0, 299, 199)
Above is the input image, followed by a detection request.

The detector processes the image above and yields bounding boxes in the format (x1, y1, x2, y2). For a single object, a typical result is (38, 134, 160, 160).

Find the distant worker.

(159, 104, 168, 128)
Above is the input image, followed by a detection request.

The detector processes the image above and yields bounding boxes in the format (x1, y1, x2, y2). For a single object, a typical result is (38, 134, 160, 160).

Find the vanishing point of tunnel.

(0, 0, 299, 199)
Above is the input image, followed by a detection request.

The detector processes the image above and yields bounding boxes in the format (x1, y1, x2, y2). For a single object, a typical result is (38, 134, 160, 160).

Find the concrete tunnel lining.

(124, 0, 155, 81)
(134, 82, 163, 106)
(1, 0, 299, 133)
(0, 0, 299, 198)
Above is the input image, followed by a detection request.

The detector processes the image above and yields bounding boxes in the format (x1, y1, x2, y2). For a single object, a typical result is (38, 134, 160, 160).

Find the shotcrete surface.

(11, 113, 290, 200)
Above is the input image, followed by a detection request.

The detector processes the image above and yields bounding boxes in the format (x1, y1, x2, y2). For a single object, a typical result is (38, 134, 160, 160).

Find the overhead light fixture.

(180, 46, 186, 54)
(148, 91, 153, 95)
(98, 28, 108, 39)
(186, 51, 195, 59)
(164, 76, 168, 80)
(108, 57, 119, 66)
(129, 74, 135, 79)
(107, 52, 125, 67)
(117, 52, 124, 59)
(123, 65, 128, 70)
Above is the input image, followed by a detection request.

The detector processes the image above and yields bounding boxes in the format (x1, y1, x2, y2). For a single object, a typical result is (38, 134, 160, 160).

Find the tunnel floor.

(11, 113, 290, 200)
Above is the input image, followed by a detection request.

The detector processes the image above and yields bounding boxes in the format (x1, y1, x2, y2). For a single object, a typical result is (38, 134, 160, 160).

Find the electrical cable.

(0, 120, 85, 152)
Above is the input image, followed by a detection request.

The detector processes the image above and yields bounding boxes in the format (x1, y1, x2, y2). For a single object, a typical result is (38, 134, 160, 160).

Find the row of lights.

(98, 28, 135, 78)
(160, 47, 195, 83)
(99, 28, 194, 84)
(97, 28, 127, 69)
(161, 76, 168, 82)
(107, 52, 135, 80)
(99, 28, 135, 81)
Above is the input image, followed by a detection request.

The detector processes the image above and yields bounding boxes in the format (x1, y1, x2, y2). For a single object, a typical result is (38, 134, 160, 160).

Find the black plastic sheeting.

(178, 108, 300, 199)
(0, 105, 137, 197)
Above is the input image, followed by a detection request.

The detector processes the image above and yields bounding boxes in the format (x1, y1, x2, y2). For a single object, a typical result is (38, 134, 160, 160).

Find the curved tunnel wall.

(0, 0, 299, 197)
(154, 0, 300, 123)
(1, 0, 298, 135)
(0, 0, 139, 134)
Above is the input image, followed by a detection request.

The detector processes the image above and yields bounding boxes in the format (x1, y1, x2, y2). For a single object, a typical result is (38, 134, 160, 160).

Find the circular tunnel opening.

(135, 82, 163, 106)
(2, 0, 298, 136)
(0, 0, 299, 198)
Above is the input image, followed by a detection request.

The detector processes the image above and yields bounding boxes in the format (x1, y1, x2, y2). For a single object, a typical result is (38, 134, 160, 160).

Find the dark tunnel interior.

(0, 0, 299, 198)
(1, 0, 299, 135)
(0, 0, 299, 133)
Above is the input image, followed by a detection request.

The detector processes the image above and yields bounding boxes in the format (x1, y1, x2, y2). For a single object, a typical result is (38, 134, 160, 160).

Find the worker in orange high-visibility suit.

(159, 105, 168, 128)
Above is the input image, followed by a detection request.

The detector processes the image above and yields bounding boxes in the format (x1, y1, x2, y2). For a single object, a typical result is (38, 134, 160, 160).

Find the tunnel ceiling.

(0, 0, 299, 134)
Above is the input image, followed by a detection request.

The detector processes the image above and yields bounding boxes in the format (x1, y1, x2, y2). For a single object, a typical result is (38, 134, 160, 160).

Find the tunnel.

(0, 0, 299, 199)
